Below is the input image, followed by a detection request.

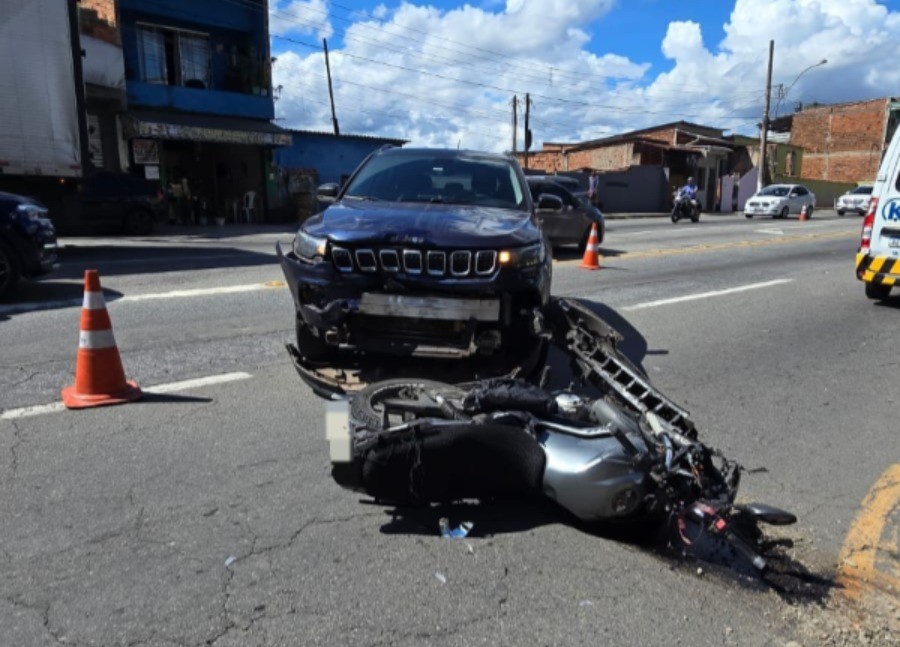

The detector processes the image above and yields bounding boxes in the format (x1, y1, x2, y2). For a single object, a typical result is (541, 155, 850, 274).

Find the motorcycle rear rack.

(553, 299, 698, 440)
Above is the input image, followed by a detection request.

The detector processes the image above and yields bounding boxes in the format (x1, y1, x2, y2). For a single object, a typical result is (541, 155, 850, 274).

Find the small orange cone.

(62, 270, 142, 409)
(580, 222, 601, 270)
(799, 204, 810, 221)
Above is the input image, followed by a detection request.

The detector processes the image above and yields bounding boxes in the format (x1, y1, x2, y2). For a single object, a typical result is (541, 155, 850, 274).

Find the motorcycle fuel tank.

(539, 431, 648, 522)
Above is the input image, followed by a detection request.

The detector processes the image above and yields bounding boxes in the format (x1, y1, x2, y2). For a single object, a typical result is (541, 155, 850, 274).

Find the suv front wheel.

(0, 241, 21, 301)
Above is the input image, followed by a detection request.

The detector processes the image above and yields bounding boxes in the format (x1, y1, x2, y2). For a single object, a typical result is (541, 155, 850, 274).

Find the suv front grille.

(331, 246, 497, 278)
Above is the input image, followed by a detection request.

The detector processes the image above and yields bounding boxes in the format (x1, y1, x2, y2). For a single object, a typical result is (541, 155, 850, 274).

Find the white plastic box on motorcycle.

(325, 298, 796, 572)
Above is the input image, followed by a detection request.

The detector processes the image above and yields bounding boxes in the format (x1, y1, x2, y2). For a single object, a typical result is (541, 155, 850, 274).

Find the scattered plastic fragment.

(439, 517, 474, 538)
(225, 556, 237, 567)
(435, 572, 447, 584)
(579, 600, 594, 607)
(465, 543, 475, 555)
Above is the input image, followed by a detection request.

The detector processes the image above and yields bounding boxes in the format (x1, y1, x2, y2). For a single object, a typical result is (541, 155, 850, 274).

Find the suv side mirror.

(536, 194, 564, 212)
(316, 183, 341, 204)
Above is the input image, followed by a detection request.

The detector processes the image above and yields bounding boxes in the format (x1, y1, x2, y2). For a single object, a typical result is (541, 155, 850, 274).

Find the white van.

(856, 132, 900, 300)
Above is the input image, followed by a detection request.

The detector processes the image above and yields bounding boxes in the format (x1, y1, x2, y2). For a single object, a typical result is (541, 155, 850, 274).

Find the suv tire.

(296, 317, 335, 362)
(0, 241, 21, 301)
(865, 282, 892, 301)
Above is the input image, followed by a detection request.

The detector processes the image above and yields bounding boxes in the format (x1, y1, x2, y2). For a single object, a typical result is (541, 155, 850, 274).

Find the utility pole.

(510, 95, 518, 154)
(524, 94, 532, 169)
(758, 40, 774, 192)
(323, 38, 340, 136)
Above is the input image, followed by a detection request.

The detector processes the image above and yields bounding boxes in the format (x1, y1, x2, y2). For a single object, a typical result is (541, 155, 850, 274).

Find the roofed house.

(518, 121, 733, 212)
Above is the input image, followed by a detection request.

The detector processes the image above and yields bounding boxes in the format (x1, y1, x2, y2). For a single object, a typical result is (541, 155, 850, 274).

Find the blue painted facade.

(275, 132, 407, 185)
(119, 0, 273, 119)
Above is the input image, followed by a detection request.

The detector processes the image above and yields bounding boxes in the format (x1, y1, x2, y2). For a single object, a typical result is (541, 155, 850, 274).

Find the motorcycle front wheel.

(671, 212, 680, 223)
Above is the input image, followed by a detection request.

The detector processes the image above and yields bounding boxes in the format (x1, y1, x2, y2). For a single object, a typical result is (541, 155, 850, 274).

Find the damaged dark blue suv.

(277, 147, 554, 386)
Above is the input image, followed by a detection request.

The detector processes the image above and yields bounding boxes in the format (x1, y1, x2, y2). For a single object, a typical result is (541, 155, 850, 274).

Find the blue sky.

(269, 0, 900, 150)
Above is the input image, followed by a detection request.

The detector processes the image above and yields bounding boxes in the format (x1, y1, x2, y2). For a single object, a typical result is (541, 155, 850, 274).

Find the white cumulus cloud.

(271, 0, 900, 151)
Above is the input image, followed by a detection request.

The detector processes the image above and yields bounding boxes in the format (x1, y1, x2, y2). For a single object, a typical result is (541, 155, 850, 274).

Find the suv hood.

(303, 201, 540, 248)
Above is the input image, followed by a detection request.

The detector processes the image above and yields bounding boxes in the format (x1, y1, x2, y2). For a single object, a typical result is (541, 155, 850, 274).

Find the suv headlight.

(293, 230, 327, 262)
(14, 204, 52, 234)
(499, 241, 546, 268)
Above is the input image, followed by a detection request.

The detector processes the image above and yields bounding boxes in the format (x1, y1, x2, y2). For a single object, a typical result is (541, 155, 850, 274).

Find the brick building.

(773, 98, 900, 183)
(518, 122, 733, 211)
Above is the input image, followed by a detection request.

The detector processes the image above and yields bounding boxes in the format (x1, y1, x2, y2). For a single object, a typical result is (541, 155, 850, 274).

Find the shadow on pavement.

(378, 499, 558, 537)
(553, 246, 627, 262)
(55, 244, 278, 279)
(140, 392, 213, 404)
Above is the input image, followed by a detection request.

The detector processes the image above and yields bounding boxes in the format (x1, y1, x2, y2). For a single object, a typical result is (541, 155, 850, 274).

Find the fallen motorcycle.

(325, 299, 796, 572)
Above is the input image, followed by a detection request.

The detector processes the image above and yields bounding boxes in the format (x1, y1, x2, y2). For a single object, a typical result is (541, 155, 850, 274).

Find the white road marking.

(756, 228, 784, 235)
(622, 279, 794, 311)
(118, 284, 274, 302)
(0, 371, 252, 420)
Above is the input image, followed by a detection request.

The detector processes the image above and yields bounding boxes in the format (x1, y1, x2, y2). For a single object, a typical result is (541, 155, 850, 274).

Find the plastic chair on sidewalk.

(242, 191, 257, 223)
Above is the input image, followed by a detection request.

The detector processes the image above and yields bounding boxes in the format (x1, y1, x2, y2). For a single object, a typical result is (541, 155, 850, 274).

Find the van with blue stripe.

(856, 131, 900, 300)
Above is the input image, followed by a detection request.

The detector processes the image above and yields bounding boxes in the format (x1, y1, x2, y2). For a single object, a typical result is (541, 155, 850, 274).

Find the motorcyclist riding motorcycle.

(672, 177, 701, 223)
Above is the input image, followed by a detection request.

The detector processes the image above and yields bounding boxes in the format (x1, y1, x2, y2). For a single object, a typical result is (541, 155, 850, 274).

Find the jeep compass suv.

(277, 147, 553, 374)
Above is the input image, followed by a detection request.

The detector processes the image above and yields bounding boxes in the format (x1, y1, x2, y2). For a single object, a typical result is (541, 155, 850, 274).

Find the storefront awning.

(125, 110, 293, 147)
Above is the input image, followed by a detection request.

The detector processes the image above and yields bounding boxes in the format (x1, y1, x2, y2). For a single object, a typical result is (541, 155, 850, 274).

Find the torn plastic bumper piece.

(286, 343, 354, 400)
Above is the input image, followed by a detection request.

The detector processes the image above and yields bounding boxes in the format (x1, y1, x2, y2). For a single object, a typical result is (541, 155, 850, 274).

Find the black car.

(74, 171, 167, 235)
(277, 147, 554, 375)
(0, 192, 58, 300)
(526, 177, 605, 248)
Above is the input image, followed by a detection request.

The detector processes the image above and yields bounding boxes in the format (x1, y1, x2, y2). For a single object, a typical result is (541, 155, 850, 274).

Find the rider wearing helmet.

(681, 177, 698, 199)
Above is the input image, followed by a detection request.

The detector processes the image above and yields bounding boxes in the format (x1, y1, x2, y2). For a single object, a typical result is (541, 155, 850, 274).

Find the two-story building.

(116, 0, 290, 221)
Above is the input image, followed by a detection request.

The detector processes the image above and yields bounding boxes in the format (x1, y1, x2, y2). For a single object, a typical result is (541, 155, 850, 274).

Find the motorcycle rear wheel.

(351, 379, 467, 430)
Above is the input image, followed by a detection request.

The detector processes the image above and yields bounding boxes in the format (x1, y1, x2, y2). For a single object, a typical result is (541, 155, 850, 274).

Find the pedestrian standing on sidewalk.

(588, 170, 601, 209)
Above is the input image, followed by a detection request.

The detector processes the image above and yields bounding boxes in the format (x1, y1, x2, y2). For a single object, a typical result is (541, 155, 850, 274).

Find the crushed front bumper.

(277, 240, 550, 356)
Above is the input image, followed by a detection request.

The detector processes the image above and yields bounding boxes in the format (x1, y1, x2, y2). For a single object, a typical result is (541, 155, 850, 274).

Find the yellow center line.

(836, 463, 900, 601)
(560, 230, 857, 263)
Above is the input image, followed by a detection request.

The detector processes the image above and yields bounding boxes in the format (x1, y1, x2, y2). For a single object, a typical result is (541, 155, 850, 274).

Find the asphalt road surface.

(1, 211, 897, 646)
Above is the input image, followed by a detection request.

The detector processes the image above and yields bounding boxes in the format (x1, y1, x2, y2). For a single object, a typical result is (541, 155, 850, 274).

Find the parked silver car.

(744, 184, 816, 219)
(835, 185, 872, 216)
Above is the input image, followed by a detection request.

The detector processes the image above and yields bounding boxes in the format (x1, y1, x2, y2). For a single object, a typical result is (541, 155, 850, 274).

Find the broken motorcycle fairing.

(325, 298, 797, 571)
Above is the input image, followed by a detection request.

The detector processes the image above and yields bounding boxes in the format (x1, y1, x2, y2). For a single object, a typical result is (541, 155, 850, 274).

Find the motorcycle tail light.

(859, 199, 877, 254)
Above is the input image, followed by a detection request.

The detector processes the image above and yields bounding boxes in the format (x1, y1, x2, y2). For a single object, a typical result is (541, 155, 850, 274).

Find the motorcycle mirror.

(737, 502, 797, 526)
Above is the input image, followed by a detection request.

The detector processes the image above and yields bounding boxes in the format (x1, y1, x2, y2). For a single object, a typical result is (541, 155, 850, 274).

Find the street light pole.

(758, 40, 774, 193)
(775, 58, 828, 116)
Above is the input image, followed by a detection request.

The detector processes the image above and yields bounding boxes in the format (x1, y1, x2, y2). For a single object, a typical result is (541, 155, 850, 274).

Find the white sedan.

(743, 184, 816, 219)
(835, 185, 873, 216)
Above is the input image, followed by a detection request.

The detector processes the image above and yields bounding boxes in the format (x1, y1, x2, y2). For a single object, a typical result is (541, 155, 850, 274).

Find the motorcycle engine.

(553, 392, 590, 420)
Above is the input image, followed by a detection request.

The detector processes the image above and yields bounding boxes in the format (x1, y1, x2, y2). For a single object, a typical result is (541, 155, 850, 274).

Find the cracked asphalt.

(1, 214, 897, 646)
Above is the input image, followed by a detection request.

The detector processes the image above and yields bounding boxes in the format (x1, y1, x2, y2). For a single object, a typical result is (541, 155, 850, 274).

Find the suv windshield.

(343, 153, 527, 210)
(851, 186, 873, 194)
(759, 186, 790, 197)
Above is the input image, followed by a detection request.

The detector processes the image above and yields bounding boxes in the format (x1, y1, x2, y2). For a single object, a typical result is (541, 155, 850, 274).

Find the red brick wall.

(79, 0, 120, 46)
(566, 143, 631, 171)
(515, 151, 563, 173)
(791, 99, 887, 182)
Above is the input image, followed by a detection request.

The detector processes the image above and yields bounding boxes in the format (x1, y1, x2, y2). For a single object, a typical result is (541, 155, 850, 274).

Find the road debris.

(439, 518, 474, 538)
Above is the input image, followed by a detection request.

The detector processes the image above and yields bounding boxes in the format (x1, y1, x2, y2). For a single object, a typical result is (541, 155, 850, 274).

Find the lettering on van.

(882, 199, 900, 222)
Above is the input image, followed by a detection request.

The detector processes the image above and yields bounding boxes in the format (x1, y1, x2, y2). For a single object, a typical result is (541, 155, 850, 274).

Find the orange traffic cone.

(580, 222, 601, 270)
(799, 204, 810, 221)
(62, 270, 142, 409)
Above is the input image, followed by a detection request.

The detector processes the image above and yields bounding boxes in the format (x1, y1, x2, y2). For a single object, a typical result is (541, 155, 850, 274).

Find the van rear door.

(871, 136, 900, 259)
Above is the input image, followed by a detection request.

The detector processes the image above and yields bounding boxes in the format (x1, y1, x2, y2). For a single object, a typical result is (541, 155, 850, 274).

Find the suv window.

(529, 181, 575, 207)
(344, 152, 527, 209)
(852, 186, 873, 195)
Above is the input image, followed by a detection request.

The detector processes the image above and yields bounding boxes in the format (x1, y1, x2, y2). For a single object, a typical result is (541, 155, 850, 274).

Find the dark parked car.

(526, 177, 605, 248)
(277, 147, 554, 378)
(0, 192, 58, 300)
(77, 172, 167, 235)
